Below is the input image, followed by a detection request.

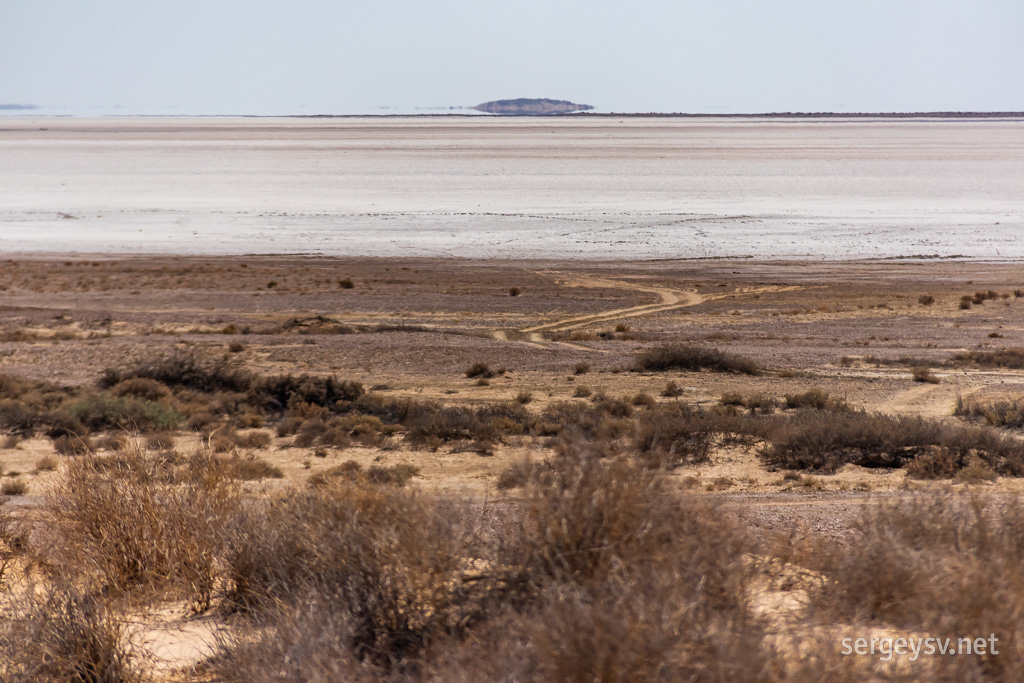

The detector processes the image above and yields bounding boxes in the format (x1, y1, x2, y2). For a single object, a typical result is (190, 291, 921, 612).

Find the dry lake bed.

(1, 115, 1022, 258)
(1, 116, 1024, 679)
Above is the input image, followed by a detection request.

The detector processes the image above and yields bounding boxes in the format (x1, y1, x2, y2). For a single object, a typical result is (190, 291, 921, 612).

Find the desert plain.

(0, 117, 1023, 680)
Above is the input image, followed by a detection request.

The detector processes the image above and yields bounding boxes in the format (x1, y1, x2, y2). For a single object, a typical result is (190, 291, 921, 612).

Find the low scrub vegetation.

(0, 586, 144, 683)
(634, 344, 761, 375)
(761, 409, 1024, 475)
(2, 376, 1024, 678)
(952, 348, 1024, 370)
(798, 494, 1024, 678)
(956, 396, 1024, 430)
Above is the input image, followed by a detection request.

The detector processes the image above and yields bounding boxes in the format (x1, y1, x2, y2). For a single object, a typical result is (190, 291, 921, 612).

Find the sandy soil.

(1, 116, 1022, 258)
(2, 254, 1023, 496)
(3, 255, 1024, 678)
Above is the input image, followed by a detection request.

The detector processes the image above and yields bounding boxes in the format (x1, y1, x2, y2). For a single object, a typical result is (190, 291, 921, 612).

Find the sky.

(1, 0, 1022, 115)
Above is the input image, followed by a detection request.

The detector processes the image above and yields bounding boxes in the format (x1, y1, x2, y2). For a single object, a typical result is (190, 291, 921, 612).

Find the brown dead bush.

(221, 480, 477, 670)
(41, 446, 242, 608)
(805, 494, 1024, 678)
(0, 585, 144, 683)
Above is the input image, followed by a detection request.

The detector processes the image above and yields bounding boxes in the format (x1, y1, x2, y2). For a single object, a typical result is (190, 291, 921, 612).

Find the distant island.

(474, 98, 594, 115)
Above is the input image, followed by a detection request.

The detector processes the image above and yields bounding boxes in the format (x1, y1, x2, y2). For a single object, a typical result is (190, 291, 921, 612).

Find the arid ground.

(1, 254, 1024, 679)
(1, 116, 1023, 681)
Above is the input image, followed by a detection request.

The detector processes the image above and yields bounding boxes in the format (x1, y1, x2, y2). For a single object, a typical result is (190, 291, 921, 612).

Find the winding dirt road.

(519, 271, 705, 335)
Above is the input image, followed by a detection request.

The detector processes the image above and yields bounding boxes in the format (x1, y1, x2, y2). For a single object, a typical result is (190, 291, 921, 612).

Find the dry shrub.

(1, 479, 28, 496)
(905, 446, 959, 479)
(955, 458, 998, 483)
(911, 366, 940, 384)
(496, 457, 545, 490)
(221, 481, 474, 669)
(952, 348, 1024, 369)
(293, 418, 328, 448)
(463, 448, 765, 680)
(275, 415, 304, 437)
(216, 446, 765, 680)
(35, 455, 58, 472)
(806, 494, 1024, 678)
(631, 392, 656, 407)
(42, 446, 242, 608)
(761, 410, 1024, 475)
(102, 351, 363, 415)
(93, 433, 128, 452)
(634, 344, 761, 375)
(464, 362, 494, 379)
(233, 412, 264, 428)
(722, 392, 778, 414)
(720, 391, 745, 407)
(212, 597, 380, 683)
(453, 567, 770, 683)
(252, 374, 364, 412)
(0, 585, 144, 683)
(634, 405, 714, 468)
(222, 455, 284, 481)
(100, 349, 250, 393)
(236, 429, 271, 449)
(538, 401, 631, 442)
(405, 405, 497, 447)
(145, 432, 174, 450)
(366, 464, 419, 486)
(956, 396, 1024, 430)
(54, 434, 95, 456)
(0, 374, 79, 435)
(211, 428, 271, 452)
(783, 388, 846, 411)
(108, 377, 171, 402)
(516, 449, 675, 583)
(661, 381, 683, 397)
(185, 411, 215, 432)
(308, 460, 364, 486)
(321, 414, 389, 447)
(310, 461, 416, 487)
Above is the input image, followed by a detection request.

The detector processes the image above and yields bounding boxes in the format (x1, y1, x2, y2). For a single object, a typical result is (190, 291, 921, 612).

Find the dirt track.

(2, 255, 1023, 506)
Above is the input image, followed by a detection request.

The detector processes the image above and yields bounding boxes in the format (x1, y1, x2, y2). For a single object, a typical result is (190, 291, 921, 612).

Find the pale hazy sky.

(1, 0, 1022, 115)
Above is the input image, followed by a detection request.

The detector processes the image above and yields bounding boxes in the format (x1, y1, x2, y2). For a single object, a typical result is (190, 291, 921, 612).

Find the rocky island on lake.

(473, 98, 594, 114)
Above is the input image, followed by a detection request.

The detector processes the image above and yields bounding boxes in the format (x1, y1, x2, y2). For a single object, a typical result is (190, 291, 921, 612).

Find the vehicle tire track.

(519, 272, 705, 334)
